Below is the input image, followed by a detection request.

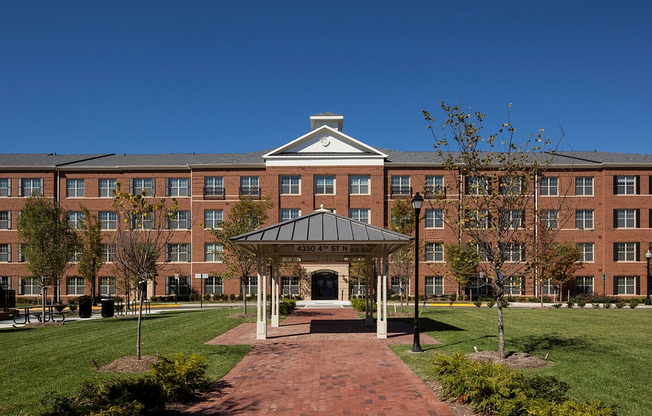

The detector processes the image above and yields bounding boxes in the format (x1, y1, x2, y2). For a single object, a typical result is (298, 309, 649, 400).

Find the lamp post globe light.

(411, 192, 424, 353)
(646, 249, 651, 306)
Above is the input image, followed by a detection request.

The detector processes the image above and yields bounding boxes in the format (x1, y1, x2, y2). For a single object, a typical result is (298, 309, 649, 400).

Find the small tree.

(445, 243, 481, 299)
(210, 198, 272, 315)
(17, 196, 79, 318)
(112, 184, 179, 359)
(77, 208, 104, 304)
(534, 242, 583, 304)
(389, 197, 416, 312)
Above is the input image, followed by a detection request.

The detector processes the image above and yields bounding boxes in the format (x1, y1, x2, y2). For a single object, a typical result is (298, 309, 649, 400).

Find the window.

(465, 210, 489, 229)
(425, 276, 444, 295)
(166, 276, 190, 296)
(20, 277, 41, 295)
(66, 179, 85, 198)
(0, 244, 9, 262)
(615, 176, 637, 195)
(542, 279, 559, 295)
(99, 277, 117, 297)
(206, 276, 223, 295)
(500, 243, 523, 262)
(349, 209, 370, 224)
(18, 244, 26, 262)
(477, 244, 489, 262)
(132, 178, 154, 196)
(205, 243, 223, 262)
(99, 179, 117, 197)
(70, 248, 82, 263)
(504, 276, 524, 295)
(575, 177, 593, 196)
(99, 212, 117, 230)
(425, 243, 444, 262)
(204, 177, 224, 198)
(280, 176, 301, 195)
(168, 211, 190, 230)
(499, 210, 523, 229)
(499, 176, 522, 195)
(349, 175, 370, 195)
(575, 276, 594, 295)
(167, 178, 190, 197)
(0, 276, 10, 290)
(240, 176, 260, 197)
(67, 277, 85, 295)
(425, 209, 444, 229)
(540, 177, 558, 196)
(465, 176, 489, 195)
(425, 175, 444, 196)
(0, 179, 10, 197)
(541, 210, 558, 229)
(67, 211, 84, 229)
(245, 276, 258, 296)
(615, 209, 637, 228)
(280, 209, 300, 222)
(131, 212, 154, 229)
(391, 276, 405, 295)
(0, 211, 11, 229)
(350, 277, 366, 296)
(577, 243, 594, 262)
(315, 175, 335, 195)
(204, 210, 223, 229)
(390, 176, 411, 197)
(281, 276, 300, 296)
(615, 276, 637, 295)
(575, 210, 594, 229)
(101, 244, 116, 262)
(20, 178, 43, 197)
(615, 243, 637, 262)
(167, 244, 190, 262)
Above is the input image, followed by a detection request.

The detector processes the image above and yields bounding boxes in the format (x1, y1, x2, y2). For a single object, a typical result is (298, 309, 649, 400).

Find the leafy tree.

(77, 208, 104, 304)
(424, 101, 570, 356)
(112, 183, 180, 359)
(17, 196, 79, 318)
(533, 242, 583, 304)
(445, 243, 480, 299)
(389, 196, 416, 312)
(210, 198, 272, 315)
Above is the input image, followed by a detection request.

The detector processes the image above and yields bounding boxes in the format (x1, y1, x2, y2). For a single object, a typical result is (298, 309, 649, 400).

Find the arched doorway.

(311, 271, 338, 300)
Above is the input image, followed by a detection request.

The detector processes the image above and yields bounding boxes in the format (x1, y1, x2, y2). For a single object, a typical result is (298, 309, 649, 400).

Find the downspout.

(56, 168, 61, 303)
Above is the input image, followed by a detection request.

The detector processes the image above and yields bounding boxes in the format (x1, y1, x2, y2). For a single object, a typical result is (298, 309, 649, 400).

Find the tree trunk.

(540, 280, 544, 307)
(242, 277, 248, 315)
(41, 286, 47, 321)
(137, 282, 144, 360)
(497, 295, 506, 357)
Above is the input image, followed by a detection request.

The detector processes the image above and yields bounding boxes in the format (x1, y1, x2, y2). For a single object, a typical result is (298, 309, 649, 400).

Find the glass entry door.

(312, 272, 338, 300)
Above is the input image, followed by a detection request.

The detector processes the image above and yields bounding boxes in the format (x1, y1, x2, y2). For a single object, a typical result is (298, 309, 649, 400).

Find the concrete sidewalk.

(185, 308, 454, 416)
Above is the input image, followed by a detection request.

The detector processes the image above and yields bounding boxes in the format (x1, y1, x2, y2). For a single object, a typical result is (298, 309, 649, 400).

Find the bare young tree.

(424, 101, 571, 356)
(389, 196, 416, 312)
(77, 208, 104, 304)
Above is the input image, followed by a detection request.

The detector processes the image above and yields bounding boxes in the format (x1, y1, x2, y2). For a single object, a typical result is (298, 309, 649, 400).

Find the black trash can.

(101, 298, 115, 318)
(78, 296, 92, 318)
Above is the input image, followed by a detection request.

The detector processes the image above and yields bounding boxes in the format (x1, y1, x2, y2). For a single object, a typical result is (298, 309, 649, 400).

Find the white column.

(272, 260, 280, 327)
(377, 257, 388, 339)
(256, 255, 267, 340)
(365, 259, 374, 326)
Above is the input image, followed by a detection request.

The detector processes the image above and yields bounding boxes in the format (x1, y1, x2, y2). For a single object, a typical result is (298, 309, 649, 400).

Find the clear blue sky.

(1, 1, 650, 155)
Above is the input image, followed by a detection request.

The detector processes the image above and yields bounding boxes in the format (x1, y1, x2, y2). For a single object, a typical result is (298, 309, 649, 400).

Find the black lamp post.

(411, 192, 424, 353)
(646, 249, 651, 305)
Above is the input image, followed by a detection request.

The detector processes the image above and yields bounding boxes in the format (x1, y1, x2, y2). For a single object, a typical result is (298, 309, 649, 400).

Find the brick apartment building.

(0, 112, 651, 302)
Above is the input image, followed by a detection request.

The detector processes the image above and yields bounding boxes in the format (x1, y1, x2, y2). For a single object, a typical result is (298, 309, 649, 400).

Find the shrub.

(566, 300, 574, 308)
(229, 294, 236, 301)
(279, 299, 296, 315)
(501, 298, 509, 308)
(603, 301, 612, 309)
(486, 300, 495, 308)
(149, 353, 209, 403)
(615, 300, 626, 309)
(591, 302, 601, 309)
(629, 298, 640, 309)
(552, 304, 562, 309)
(576, 298, 587, 308)
(188, 293, 200, 301)
(203, 294, 212, 301)
(150, 296, 159, 302)
(113, 295, 123, 302)
(473, 299, 483, 307)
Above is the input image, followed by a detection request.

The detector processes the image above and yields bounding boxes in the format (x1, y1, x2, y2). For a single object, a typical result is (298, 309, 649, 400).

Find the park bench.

(422, 294, 453, 306)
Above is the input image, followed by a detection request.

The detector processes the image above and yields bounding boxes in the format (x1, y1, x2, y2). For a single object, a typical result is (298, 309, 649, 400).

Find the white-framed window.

(66, 277, 85, 295)
(0, 276, 11, 290)
(20, 178, 43, 197)
(204, 177, 224, 198)
(245, 276, 258, 296)
(167, 178, 190, 197)
(101, 244, 116, 263)
(465, 209, 489, 229)
(18, 244, 26, 262)
(281, 276, 300, 296)
(70, 248, 82, 263)
(615, 276, 637, 295)
(99, 179, 117, 198)
(541, 279, 559, 295)
(167, 244, 191, 262)
(0, 211, 11, 229)
(205, 243, 223, 262)
(499, 176, 522, 195)
(575, 210, 594, 229)
(425, 175, 444, 196)
(99, 211, 117, 230)
(349, 175, 370, 195)
(425, 243, 444, 262)
(425, 209, 444, 229)
(349, 209, 370, 224)
(67, 211, 84, 230)
(240, 176, 260, 197)
(465, 176, 489, 195)
(615, 176, 637, 195)
(206, 276, 223, 295)
(575, 177, 593, 196)
(0, 179, 10, 197)
(615, 243, 637, 262)
(20, 277, 41, 295)
(390, 276, 405, 295)
(280, 175, 301, 195)
(425, 276, 444, 295)
(165, 276, 190, 295)
(541, 210, 558, 229)
(315, 175, 335, 195)
(540, 177, 558, 196)
(504, 276, 524, 295)
(390, 176, 411, 197)
(131, 212, 154, 230)
(66, 179, 85, 198)
(0, 244, 9, 263)
(477, 244, 490, 262)
(500, 243, 523, 262)
(99, 277, 117, 297)
(349, 277, 366, 296)
(168, 211, 190, 230)
(280, 209, 301, 222)
(132, 178, 155, 196)
(575, 276, 594, 295)
(615, 209, 637, 228)
(499, 210, 523, 229)
(577, 243, 594, 262)
(204, 210, 223, 229)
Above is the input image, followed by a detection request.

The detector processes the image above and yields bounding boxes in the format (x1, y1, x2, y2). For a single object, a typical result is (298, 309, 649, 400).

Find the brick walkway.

(185, 308, 454, 416)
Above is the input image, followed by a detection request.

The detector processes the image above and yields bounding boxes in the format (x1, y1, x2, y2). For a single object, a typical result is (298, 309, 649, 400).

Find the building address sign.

(294, 245, 350, 253)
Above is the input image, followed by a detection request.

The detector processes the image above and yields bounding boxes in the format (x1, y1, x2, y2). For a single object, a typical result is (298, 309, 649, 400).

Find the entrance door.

(312, 272, 338, 300)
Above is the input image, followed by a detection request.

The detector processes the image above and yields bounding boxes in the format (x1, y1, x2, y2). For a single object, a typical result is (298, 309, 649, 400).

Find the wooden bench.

(423, 294, 453, 306)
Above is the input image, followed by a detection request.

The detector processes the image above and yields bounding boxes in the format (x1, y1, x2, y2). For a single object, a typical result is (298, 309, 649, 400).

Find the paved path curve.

(185, 308, 454, 416)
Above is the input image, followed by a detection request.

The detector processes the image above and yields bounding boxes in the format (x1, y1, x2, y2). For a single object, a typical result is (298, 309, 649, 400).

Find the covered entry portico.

(230, 208, 412, 339)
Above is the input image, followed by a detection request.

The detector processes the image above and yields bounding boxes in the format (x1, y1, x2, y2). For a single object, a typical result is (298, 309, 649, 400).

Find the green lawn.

(392, 307, 652, 416)
(0, 309, 253, 416)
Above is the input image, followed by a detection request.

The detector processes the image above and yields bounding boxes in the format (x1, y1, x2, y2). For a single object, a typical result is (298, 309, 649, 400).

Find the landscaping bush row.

(431, 351, 617, 416)
(148, 294, 303, 302)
